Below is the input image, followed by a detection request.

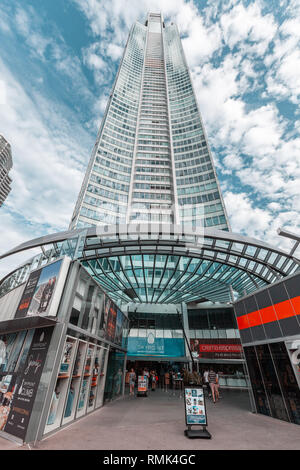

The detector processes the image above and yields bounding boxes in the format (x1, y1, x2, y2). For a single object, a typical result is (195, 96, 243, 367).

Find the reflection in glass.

(244, 346, 271, 417)
(255, 344, 289, 422)
(269, 342, 300, 424)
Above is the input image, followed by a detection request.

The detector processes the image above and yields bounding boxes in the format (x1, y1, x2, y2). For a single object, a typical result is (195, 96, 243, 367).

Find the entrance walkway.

(1, 389, 300, 450)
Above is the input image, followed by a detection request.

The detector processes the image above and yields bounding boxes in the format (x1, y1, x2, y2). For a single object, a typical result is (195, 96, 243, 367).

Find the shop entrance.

(125, 359, 188, 393)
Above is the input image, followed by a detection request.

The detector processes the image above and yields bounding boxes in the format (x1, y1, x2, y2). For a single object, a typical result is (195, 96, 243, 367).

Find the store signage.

(190, 339, 242, 359)
(127, 337, 185, 357)
(200, 344, 242, 353)
(15, 259, 65, 319)
(184, 387, 207, 426)
(3, 327, 53, 440)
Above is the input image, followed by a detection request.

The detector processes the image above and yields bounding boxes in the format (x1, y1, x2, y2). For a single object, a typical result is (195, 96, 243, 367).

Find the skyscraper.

(70, 12, 229, 232)
(0, 134, 12, 207)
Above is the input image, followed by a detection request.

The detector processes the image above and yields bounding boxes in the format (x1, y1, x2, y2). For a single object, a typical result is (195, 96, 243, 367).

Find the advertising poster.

(190, 339, 242, 359)
(15, 259, 63, 319)
(106, 303, 117, 343)
(114, 309, 123, 346)
(3, 327, 53, 440)
(184, 387, 207, 426)
(15, 269, 42, 318)
(102, 296, 111, 334)
(137, 376, 148, 393)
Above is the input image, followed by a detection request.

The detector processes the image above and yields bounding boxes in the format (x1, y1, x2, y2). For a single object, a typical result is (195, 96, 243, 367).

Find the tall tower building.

(0, 134, 13, 207)
(70, 12, 229, 232)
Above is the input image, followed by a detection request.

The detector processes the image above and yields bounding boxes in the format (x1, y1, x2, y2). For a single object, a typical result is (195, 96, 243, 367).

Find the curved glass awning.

(0, 224, 299, 305)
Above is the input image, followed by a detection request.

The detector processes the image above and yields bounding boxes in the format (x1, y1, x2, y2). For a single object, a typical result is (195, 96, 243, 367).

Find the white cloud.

(220, 2, 277, 54)
(0, 58, 93, 276)
(264, 12, 300, 104)
(0, 0, 299, 279)
(223, 153, 244, 170)
(224, 191, 299, 254)
(15, 7, 51, 60)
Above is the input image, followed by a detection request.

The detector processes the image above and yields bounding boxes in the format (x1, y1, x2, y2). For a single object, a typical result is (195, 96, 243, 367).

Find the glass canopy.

(0, 225, 299, 305)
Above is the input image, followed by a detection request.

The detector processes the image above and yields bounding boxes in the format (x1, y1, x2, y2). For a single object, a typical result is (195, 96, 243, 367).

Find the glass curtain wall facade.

(69, 12, 229, 231)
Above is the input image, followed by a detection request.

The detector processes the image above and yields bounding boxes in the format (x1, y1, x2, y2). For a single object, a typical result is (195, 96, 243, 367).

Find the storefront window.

(244, 346, 271, 417)
(104, 350, 125, 401)
(269, 342, 300, 424)
(255, 344, 289, 422)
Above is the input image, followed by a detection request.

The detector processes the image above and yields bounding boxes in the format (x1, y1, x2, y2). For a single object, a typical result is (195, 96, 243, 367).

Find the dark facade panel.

(279, 316, 300, 337)
(249, 324, 266, 342)
(255, 290, 273, 310)
(234, 300, 247, 317)
(263, 321, 283, 340)
(284, 274, 300, 299)
(268, 283, 288, 305)
(239, 327, 253, 344)
(244, 296, 258, 315)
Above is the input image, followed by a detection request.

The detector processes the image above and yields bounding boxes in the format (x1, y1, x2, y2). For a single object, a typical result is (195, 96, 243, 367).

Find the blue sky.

(0, 0, 299, 277)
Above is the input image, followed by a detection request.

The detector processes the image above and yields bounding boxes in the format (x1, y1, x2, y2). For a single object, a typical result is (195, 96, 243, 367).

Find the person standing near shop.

(150, 370, 157, 391)
(203, 368, 211, 398)
(143, 367, 150, 390)
(159, 368, 165, 389)
(129, 368, 136, 396)
(164, 370, 170, 391)
(208, 367, 218, 403)
(215, 371, 221, 399)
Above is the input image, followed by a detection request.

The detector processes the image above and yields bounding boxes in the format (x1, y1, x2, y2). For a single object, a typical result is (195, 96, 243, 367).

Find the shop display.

(95, 347, 108, 409)
(59, 340, 75, 377)
(78, 379, 88, 411)
(64, 382, 75, 418)
(47, 387, 60, 425)
(86, 345, 96, 411)
(45, 336, 77, 432)
(61, 340, 88, 426)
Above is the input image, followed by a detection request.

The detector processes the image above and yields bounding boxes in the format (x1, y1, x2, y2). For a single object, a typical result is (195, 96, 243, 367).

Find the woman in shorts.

(129, 368, 136, 396)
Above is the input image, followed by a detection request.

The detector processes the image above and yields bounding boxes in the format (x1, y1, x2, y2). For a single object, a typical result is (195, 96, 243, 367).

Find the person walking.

(208, 367, 218, 403)
(128, 368, 136, 396)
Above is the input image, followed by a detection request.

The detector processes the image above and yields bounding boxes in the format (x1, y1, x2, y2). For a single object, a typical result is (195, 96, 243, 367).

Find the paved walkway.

(1, 388, 300, 450)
